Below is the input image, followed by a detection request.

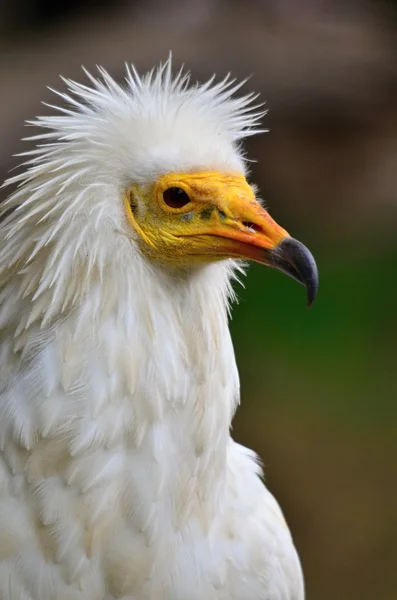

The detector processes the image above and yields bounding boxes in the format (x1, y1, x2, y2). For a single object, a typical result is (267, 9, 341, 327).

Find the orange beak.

(168, 171, 319, 306)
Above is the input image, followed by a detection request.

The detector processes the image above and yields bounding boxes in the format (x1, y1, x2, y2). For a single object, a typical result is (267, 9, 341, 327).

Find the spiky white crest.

(5, 56, 265, 195)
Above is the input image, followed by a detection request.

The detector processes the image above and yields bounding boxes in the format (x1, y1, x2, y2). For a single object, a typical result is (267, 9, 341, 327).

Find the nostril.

(242, 221, 262, 233)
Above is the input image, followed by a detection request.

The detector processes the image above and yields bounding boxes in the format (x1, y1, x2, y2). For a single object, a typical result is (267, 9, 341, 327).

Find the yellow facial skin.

(124, 171, 290, 267)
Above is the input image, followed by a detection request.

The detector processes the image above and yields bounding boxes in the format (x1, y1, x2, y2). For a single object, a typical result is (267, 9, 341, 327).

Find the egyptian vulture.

(0, 58, 318, 599)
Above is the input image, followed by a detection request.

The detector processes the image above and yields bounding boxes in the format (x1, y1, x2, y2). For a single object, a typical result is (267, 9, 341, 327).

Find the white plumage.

(0, 58, 313, 599)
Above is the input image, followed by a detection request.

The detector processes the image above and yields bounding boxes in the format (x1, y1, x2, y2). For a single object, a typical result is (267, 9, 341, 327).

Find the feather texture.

(0, 57, 303, 599)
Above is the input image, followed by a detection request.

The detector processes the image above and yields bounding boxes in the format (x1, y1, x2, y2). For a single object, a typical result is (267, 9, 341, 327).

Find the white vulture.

(0, 58, 318, 600)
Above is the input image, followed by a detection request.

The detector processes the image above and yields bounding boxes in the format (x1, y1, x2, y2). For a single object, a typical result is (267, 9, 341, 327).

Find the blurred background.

(0, 0, 396, 597)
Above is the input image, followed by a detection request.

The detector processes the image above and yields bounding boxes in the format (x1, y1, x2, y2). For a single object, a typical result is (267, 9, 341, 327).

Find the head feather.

(0, 57, 265, 333)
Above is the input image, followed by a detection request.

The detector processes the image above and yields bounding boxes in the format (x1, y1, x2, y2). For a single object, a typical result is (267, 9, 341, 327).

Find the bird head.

(124, 169, 317, 304)
(1, 57, 318, 329)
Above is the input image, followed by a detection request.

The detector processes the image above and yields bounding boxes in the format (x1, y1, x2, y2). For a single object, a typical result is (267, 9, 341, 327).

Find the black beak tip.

(306, 281, 318, 309)
(269, 237, 319, 307)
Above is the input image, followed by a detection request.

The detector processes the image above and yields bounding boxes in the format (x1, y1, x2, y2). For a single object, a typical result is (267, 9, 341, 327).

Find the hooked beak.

(180, 172, 319, 306)
(144, 170, 319, 305)
(216, 231, 319, 307)
(264, 237, 319, 307)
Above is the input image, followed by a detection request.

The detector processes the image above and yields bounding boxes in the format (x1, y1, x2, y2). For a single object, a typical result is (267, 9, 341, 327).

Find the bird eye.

(162, 187, 191, 209)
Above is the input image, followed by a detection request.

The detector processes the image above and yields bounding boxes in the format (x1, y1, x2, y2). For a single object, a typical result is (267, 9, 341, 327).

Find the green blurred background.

(0, 1, 396, 598)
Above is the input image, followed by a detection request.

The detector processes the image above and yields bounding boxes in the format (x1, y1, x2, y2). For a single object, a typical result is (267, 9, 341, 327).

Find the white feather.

(0, 57, 303, 599)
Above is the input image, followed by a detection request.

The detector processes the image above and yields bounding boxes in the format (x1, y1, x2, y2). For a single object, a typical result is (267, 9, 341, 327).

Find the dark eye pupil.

(163, 187, 191, 209)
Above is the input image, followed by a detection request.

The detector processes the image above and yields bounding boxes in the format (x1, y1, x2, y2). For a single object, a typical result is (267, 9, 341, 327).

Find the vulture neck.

(56, 258, 241, 527)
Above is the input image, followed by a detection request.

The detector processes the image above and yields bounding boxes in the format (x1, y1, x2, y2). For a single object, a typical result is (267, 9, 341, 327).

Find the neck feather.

(0, 247, 243, 530)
